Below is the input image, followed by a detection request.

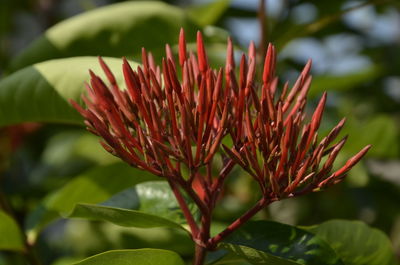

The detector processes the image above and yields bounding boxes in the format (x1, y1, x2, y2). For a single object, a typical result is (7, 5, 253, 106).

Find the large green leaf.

(69, 203, 186, 231)
(73, 249, 185, 265)
(25, 162, 158, 242)
(102, 181, 199, 224)
(305, 220, 397, 265)
(0, 210, 25, 252)
(10, 1, 197, 71)
(0, 56, 138, 126)
(216, 220, 344, 265)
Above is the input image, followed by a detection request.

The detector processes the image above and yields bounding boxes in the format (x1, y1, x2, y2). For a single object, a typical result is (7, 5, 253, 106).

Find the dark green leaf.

(69, 203, 187, 231)
(215, 243, 301, 265)
(10, 1, 197, 70)
(0, 57, 138, 126)
(218, 220, 344, 265)
(73, 249, 185, 265)
(0, 210, 25, 252)
(304, 220, 397, 265)
(25, 162, 158, 241)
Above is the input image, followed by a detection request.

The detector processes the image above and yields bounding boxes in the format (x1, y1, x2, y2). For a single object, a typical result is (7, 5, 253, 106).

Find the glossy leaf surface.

(217, 221, 344, 265)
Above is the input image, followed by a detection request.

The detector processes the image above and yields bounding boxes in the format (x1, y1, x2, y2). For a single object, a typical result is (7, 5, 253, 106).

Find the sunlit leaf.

(0, 57, 138, 126)
(10, 1, 197, 70)
(73, 249, 185, 265)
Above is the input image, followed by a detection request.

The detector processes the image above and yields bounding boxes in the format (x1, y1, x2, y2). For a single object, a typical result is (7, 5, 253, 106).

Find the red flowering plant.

(71, 29, 370, 265)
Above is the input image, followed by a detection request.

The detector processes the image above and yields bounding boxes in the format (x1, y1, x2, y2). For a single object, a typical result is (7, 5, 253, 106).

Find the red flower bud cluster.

(71, 28, 370, 250)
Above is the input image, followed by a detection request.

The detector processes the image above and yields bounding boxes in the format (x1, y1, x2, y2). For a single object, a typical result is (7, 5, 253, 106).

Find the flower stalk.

(71, 28, 370, 265)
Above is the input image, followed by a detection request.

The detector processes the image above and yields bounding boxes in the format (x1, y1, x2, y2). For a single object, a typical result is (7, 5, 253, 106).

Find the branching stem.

(208, 196, 272, 249)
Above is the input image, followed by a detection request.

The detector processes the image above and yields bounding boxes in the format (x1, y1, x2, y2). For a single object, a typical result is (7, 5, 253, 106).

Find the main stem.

(193, 212, 211, 265)
(193, 243, 207, 265)
(173, 160, 236, 265)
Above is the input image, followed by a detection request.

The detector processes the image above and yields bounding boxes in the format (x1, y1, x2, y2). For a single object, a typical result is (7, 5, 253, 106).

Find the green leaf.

(136, 181, 197, 223)
(304, 220, 397, 265)
(10, 1, 197, 71)
(217, 220, 344, 265)
(188, 0, 231, 26)
(0, 210, 25, 252)
(69, 203, 186, 231)
(102, 181, 199, 224)
(0, 56, 138, 126)
(25, 162, 158, 241)
(215, 243, 301, 265)
(73, 249, 185, 265)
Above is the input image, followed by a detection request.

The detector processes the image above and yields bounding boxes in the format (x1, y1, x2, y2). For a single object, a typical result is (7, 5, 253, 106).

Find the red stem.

(193, 243, 207, 265)
(193, 202, 212, 265)
(208, 196, 271, 248)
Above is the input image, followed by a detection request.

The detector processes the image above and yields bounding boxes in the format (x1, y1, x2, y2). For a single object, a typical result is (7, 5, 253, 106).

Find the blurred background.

(0, 0, 399, 264)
